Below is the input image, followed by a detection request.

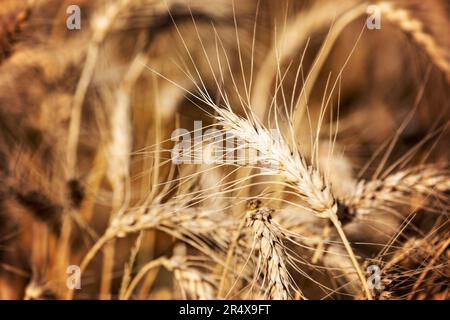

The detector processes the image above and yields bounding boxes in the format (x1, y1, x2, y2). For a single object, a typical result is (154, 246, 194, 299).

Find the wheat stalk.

(66, 0, 133, 177)
(252, 0, 360, 120)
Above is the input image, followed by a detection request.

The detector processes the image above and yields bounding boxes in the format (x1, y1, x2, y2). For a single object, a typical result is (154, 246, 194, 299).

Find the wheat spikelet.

(345, 165, 450, 216)
(247, 206, 293, 300)
(252, 0, 360, 119)
(168, 256, 217, 300)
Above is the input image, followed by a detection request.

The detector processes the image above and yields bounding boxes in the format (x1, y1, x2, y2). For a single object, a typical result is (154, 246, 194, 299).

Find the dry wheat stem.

(119, 232, 143, 299)
(100, 46, 149, 300)
(252, 0, 360, 120)
(407, 237, 450, 299)
(66, 0, 133, 177)
(379, 231, 449, 300)
(123, 256, 167, 300)
(217, 214, 247, 298)
(293, 2, 368, 130)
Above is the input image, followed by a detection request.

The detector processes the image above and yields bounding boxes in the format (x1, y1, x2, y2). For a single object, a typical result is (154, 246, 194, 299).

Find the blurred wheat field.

(0, 0, 448, 300)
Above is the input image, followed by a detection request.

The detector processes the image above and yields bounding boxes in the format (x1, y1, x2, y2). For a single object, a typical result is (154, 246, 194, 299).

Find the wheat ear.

(247, 206, 293, 300)
(345, 165, 450, 216)
(75, 200, 232, 290)
(169, 256, 217, 300)
(215, 108, 372, 299)
(378, 2, 450, 80)
(123, 255, 217, 300)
